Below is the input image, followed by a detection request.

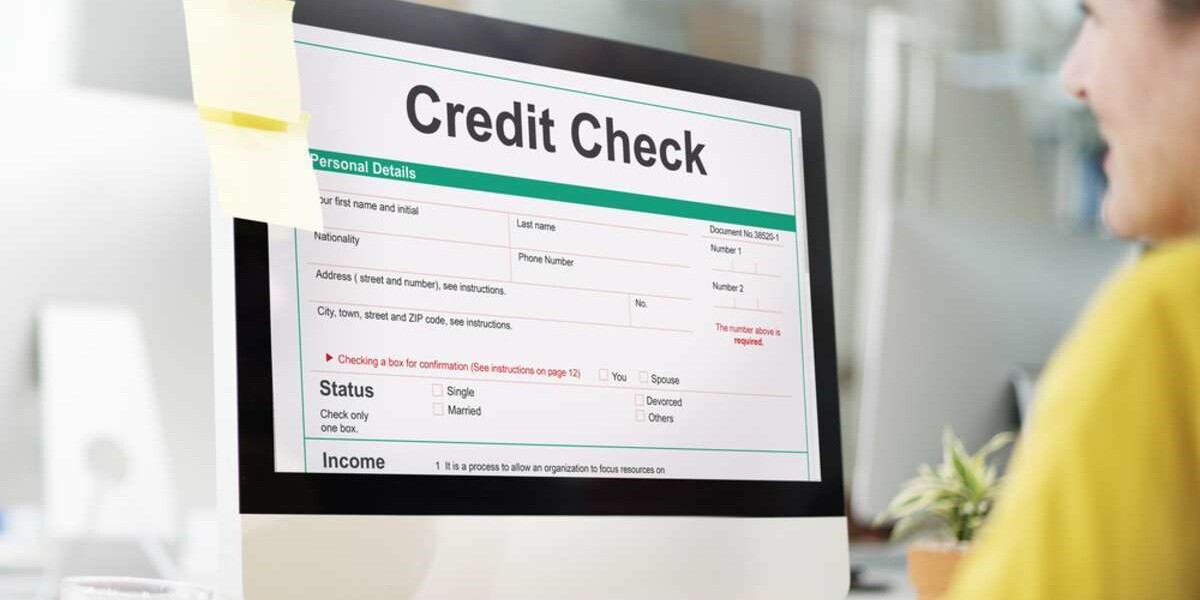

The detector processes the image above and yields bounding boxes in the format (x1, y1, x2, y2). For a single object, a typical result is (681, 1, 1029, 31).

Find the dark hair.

(1163, 0, 1200, 18)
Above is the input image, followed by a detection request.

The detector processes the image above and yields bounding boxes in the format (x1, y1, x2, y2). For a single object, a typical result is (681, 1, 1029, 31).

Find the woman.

(945, 0, 1200, 598)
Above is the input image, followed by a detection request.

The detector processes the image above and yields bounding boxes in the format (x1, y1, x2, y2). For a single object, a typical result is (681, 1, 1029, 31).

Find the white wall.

(466, 0, 689, 51)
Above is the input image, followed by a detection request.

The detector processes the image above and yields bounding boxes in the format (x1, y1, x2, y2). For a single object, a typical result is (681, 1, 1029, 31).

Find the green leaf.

(983, 465, 998, 487)
(974, 431, 1015, 464)
(891, 513, 943, 543)
(941, 427, 956, 470)
(950, 446, 984, 498)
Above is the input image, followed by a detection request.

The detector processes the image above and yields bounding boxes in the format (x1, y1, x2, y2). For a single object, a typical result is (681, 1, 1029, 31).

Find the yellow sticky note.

(201, 113, 323, 231)
(182, 0, 303, 123)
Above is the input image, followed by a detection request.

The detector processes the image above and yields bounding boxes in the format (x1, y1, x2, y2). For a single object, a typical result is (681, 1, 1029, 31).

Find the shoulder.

(1124, 239, 1200, 295)
(1082, 239, 1200, 335)
(1042, 238, 1200, 410)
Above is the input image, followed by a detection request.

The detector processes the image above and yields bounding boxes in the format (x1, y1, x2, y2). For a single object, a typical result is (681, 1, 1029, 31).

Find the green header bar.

(309, 149, 797, 232)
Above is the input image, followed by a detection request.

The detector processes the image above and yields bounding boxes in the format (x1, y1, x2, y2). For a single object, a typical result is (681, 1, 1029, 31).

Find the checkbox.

(432, 384, 443, 397)
(599, 368, 609, 381)
(635, 410, 645, 422)
(432, 402, 444, 416)
(635, 394, 645, 407)
(639, 371, 648, 383)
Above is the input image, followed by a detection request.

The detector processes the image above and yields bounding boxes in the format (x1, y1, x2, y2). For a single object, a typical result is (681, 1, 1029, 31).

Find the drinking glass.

(60, 577, 213, 600)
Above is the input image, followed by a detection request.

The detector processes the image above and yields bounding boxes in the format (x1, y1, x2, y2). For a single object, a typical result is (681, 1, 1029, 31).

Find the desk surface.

(1, 543, 917, 599)
(849, 543, 917, 600)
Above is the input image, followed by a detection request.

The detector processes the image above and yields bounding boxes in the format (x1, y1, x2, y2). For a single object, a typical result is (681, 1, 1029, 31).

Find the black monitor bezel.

(234, 0, 844, 517)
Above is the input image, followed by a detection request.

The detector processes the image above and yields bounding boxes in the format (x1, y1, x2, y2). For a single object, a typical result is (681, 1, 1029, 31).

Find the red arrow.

(325, 353, 333, 362)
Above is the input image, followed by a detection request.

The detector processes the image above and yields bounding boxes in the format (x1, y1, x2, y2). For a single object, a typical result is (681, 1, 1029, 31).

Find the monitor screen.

(261, 23, 822, 486)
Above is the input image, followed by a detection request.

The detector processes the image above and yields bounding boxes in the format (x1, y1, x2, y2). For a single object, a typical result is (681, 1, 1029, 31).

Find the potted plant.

(874, 428, 1014, 600)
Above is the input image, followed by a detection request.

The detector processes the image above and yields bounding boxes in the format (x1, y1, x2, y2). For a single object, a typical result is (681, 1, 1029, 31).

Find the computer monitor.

(211, 1, 846, 597)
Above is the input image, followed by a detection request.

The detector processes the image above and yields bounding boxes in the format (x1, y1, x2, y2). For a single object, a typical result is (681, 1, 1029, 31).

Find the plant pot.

(907, 541, 968, 600)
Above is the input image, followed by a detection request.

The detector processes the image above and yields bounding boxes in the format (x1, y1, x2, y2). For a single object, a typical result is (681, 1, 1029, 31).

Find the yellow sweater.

(945, 240, 1200, 600)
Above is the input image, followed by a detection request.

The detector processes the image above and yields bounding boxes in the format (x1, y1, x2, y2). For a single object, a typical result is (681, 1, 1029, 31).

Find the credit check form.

(268, 25, 822, 483)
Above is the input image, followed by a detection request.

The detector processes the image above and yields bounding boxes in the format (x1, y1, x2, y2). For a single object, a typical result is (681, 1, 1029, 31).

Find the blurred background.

(0, 0, 1131, 597)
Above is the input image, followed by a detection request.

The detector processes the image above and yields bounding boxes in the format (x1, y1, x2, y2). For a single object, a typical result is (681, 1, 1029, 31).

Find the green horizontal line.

(294, 40, 792, 132)
(305, 436, 808, 455)
(310, 149, 797, 232)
